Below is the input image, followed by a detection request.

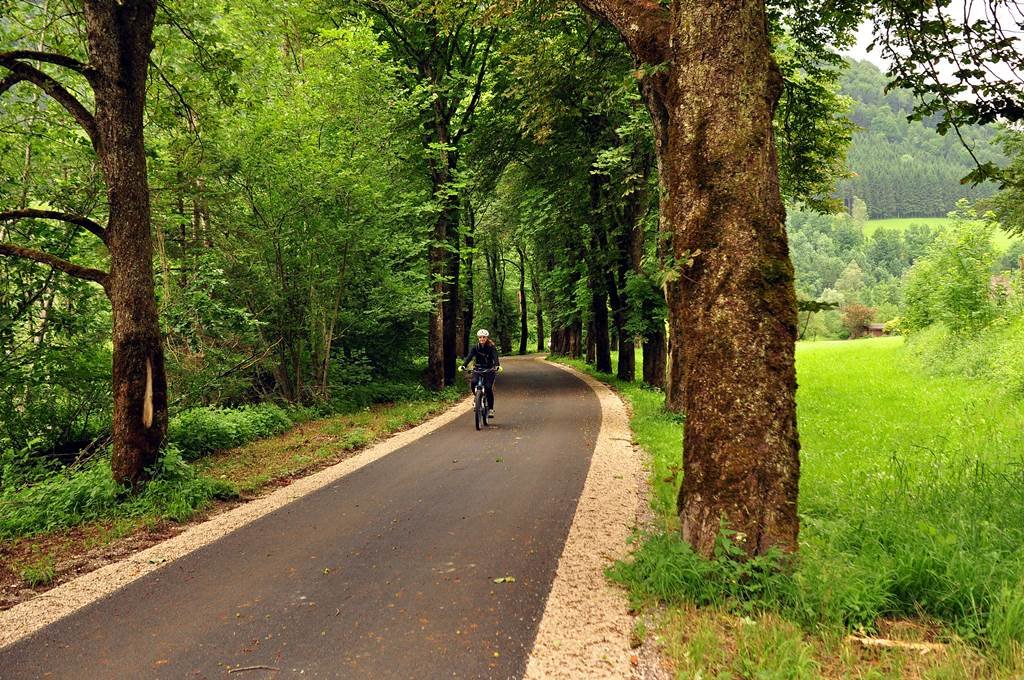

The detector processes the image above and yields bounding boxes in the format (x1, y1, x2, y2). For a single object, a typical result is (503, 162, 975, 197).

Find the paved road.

(0, 357, 602, 680)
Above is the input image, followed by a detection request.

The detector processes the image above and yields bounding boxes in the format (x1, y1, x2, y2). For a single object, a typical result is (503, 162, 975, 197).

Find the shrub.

(168, 404, 294, 460)
(883, 316, 906, 335)
(0, 446, 236, 539)
(0, 455, 122, 538)
(907, 316, 1024, 397)
(840, 303, 875, 338)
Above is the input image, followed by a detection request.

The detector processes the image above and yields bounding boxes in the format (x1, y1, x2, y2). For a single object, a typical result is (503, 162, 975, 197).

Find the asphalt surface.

(0, 357, 602, 680)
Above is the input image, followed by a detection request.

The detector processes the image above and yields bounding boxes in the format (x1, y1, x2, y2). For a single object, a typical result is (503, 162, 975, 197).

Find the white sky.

(841, 22, 888, 68)
(841, 9, 1024, 83)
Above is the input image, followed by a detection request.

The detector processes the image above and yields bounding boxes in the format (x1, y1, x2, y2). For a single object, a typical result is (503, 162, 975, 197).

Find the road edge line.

(0, 392, 473, 650)
(524, 358, 647, 679)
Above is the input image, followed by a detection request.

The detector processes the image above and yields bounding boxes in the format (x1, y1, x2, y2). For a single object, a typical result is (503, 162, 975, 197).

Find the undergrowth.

(0, 446, 236, 540)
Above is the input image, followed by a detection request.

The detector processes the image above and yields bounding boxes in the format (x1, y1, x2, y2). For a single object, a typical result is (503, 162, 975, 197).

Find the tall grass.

(554, 338, 1024, 666)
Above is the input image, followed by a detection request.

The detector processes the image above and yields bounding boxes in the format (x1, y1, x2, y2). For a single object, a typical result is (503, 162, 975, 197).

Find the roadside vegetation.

(4, 1, 1024, 675)
(556, 337, 1024, 676)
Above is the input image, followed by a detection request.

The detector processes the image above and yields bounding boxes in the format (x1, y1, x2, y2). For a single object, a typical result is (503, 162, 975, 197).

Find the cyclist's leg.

(484, 372, 496, 410)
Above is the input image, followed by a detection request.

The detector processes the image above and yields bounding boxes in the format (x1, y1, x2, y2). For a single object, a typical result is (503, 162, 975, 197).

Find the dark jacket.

(462, 342, 500, 369)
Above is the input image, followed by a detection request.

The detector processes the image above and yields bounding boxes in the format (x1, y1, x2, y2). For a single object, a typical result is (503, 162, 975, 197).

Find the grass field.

(554, 337, 1024, 676)
(864, 217, 1019, 251)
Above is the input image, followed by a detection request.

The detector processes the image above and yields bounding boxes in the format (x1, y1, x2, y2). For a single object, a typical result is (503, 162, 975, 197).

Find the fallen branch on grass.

(847, 635, 946, 654)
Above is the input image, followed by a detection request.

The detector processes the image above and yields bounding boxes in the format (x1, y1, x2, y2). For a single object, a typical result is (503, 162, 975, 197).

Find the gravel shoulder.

(524, 359, 648, 680)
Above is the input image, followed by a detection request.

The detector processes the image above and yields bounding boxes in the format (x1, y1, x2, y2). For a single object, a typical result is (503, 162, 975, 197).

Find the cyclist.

(458, 329, 502, 417)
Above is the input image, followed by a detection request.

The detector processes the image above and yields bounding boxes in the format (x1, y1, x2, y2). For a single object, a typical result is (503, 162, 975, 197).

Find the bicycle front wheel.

(474, 388, 482, 430)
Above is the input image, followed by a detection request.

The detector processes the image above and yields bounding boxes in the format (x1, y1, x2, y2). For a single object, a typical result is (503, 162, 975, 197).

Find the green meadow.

(555, 337, 1024, 675)
(864, 217, 1019, 251)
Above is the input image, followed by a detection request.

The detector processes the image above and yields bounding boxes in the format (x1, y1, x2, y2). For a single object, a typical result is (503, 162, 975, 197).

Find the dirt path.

(0, 357, 642, 679)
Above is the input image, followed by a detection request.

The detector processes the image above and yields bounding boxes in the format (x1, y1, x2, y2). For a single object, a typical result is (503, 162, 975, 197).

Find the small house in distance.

(865, 323, 887, 338)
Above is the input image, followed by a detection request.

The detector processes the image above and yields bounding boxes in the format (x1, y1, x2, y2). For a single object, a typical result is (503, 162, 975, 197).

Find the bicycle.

(467, 366, 498, 430)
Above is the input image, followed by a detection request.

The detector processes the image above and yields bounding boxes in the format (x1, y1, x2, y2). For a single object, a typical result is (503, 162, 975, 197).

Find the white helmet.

(476, 329, 490, 338)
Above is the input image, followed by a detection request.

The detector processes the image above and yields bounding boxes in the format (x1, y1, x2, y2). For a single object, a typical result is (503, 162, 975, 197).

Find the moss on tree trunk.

(577, 0, 801, 556)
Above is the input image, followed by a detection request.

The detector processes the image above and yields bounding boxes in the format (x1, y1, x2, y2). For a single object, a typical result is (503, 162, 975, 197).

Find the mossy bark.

(667, 0, 799, 556)
(578, 0, 800, 556)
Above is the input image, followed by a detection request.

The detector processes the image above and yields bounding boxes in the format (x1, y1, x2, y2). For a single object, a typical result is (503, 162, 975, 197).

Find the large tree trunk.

(85, 0, 167, 486)
(425, 244, 445, 390)
(442, 207, 460, 385)
(590, 291, 611, 373)
(616, 150, 650, 384)
(586, 174, 612, 373)
(462, 203, 476, 356)
(638, 71, 681, 404)
(577, 0, 800, 557)
(423, 113, 454, 390)
(663, 293, 686, 412)
(567, 321, 582, 358)
(420, 54, 463, 390)
(585, 320, 595, 364)
(666, 0, 799, 556)
(607, 254, 632, 380)
(607, 270, 633, 381)
(549, 326, 563, 354)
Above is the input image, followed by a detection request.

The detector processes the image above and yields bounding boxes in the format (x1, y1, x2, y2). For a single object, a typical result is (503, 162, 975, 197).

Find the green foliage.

(168, 404, 294, 460)
(624, 269, 668, 340)
(772, 34, 854, 213)
(992, 128, 1024, 240)
(19, 554, 56, 587)
(0, 446, 236, 539)
(903, 203, 998, 333)
(907, 317, 1024, 398)
(165, 376, 442, 460)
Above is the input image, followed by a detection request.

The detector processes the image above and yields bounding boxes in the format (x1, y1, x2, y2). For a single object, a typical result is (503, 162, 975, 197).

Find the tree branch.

(0, 72, 27, 96)
(0, 58, 100, 152)
(454, 29, 497, 144)
(573, 0, 670, 65)
(149, 57, 200, 137)
(0, 242, 108, 287)
(0, 209, 108, 244)
(364, 1, 421, 62)
(0, 50, 91, 75)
